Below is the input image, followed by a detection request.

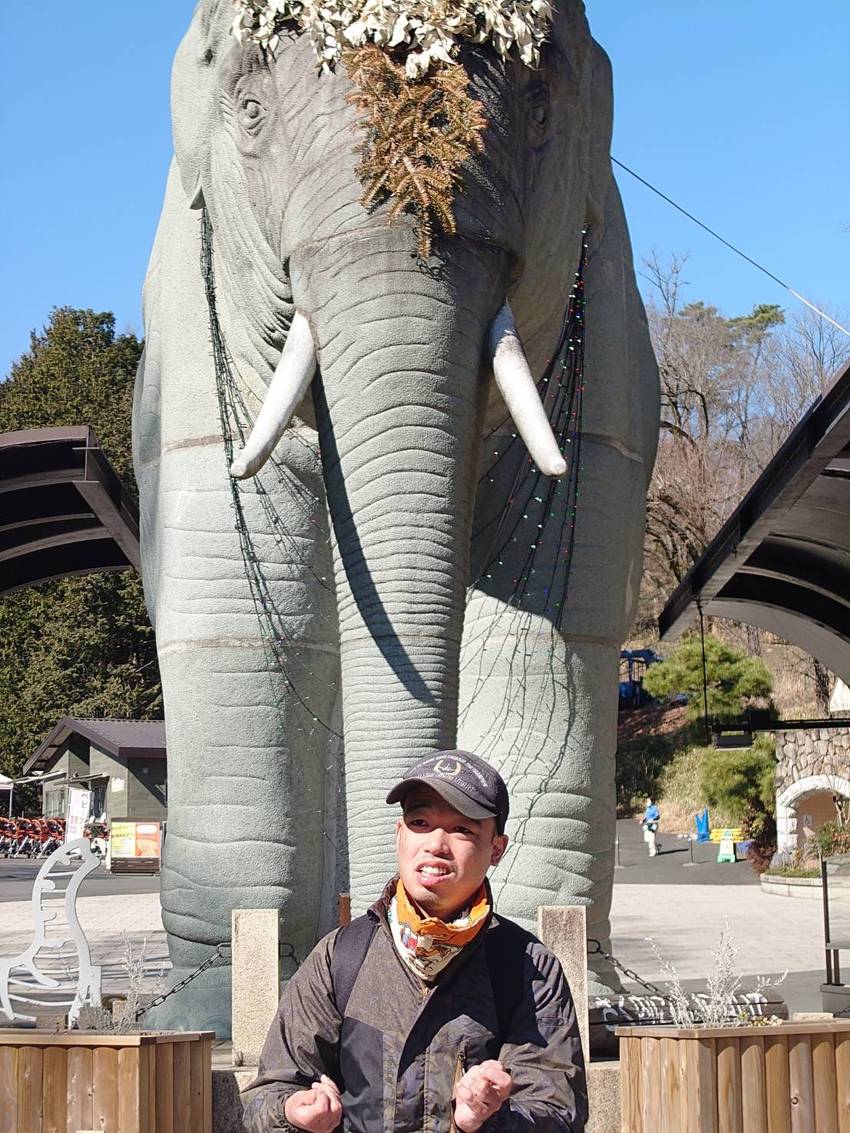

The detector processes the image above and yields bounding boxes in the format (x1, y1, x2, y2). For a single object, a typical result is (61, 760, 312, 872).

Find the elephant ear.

(585, 36, 614, 228)
(171, 0, 236, 208)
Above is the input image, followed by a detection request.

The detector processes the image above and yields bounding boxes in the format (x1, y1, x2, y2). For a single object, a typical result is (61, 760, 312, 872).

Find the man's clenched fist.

(284, 1074, 342, 1132)
(453, 1060, 513, 1131)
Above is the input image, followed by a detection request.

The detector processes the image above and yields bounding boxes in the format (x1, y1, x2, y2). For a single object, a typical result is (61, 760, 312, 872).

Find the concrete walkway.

(608, 819, 827, 1013)
(0, 892, 168, 997)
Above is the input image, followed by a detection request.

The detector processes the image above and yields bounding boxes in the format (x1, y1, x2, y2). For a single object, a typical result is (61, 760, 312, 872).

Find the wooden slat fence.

(618, 1021, 850, 1133)
(0, 1030, 213, 1133)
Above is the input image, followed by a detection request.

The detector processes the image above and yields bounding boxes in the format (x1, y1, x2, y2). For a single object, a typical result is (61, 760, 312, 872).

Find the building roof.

(659, 359, 850, 684)
(0, 425, 140, 596)
(24, 718, 166, 775)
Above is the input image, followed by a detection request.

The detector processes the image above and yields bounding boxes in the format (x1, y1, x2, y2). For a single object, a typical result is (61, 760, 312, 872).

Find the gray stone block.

(537, 904, 589, 1063)
(214, 1067, 257, 1133)
(587, 1060, 621, 1133)
(231, 909, 281, 1068)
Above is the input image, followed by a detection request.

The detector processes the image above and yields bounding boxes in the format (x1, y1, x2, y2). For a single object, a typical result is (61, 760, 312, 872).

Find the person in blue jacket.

(641, 798, 661, 857)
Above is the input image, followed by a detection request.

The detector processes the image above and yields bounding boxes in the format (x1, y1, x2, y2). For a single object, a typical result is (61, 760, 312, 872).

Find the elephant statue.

(133, 0, 659, 1035)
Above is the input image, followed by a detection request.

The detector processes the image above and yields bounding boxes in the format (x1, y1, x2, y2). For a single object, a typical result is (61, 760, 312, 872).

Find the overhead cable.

(612, 157, 850, 339)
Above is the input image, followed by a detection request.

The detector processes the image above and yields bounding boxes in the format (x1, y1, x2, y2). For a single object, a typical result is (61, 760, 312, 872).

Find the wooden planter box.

(0, 1030, 214, 1133)
(617, 1020, 850, 1132)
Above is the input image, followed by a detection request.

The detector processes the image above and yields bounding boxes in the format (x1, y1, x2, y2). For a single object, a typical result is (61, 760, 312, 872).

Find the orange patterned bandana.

(389, 879, 490, 982)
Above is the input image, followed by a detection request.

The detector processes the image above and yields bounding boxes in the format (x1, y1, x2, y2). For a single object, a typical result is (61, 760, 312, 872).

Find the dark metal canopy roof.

(0, 425, 140, 596)
(24, 718, 166, 775)
(659, 360, 850, 684)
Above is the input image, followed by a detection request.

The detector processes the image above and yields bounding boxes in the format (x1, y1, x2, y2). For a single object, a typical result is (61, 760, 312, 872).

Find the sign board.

(65, 787, 91, 842)
(709, 826, 743, 843)
(717, 828, 737, 864)
(107, 819, 161, 874)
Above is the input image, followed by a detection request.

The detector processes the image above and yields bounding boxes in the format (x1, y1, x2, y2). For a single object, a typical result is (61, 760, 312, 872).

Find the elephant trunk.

(291, 232, 511, 907)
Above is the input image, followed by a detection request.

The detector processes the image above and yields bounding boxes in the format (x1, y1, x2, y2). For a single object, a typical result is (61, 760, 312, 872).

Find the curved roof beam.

(0, 427, 140, 596)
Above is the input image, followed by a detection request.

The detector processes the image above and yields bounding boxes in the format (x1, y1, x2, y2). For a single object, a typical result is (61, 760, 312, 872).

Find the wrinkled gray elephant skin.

(133, 0, 659, 1034)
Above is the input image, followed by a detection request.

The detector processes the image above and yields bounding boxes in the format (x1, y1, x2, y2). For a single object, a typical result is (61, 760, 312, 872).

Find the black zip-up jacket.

(242, 882, 587, 1131)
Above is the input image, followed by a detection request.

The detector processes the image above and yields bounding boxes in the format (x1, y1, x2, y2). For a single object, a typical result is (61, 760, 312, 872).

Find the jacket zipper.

(449, 1046, 467, 1133)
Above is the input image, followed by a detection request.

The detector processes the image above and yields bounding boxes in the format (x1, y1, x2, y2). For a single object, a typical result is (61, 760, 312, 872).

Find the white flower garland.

(231, 0, 553, 78)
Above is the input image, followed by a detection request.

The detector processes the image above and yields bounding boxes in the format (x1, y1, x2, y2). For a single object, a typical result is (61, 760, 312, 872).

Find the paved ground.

(0, 858, 161, 903)
(613, 817, 759, 884)
(0, 824, 832, 1016)
(610, 820, 826, 1013)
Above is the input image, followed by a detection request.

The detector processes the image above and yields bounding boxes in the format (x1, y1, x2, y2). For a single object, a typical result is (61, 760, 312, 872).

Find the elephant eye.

(238, 96, 267, 136)
(525, 84, 550, 144)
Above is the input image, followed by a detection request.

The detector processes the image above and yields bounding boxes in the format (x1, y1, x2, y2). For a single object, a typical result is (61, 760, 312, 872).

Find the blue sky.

(1, 2, 848, 378)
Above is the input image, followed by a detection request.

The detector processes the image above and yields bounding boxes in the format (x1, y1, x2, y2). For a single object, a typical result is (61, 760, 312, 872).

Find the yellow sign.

(709, 827, 743, 843)
(109, 820, 161, 860)
(109, 821, 137, 858)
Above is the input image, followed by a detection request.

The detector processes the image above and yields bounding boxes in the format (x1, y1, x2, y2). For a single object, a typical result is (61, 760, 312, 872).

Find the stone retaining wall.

(774, 727, 850, 854)
(761, 874, 823, 899)
(776, 728, 850, 796)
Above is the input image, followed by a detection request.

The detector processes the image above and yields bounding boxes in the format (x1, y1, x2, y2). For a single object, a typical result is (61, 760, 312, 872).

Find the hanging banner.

(65, 787, 91, 842)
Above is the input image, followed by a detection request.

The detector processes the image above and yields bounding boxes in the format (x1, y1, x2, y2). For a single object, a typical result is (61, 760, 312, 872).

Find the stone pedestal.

(537, 904, 589, 1062)
(231, 909, 281, 1068)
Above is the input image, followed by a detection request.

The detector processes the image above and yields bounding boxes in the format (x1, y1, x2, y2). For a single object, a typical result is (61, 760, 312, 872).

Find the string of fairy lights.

(456, 237, 589, 891)
(201, 208, 588, 757)
(474, 232, 587, 623)
(201, 210, 343, 742)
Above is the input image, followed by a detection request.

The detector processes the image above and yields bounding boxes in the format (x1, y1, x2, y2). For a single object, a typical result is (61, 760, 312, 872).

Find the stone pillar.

(776, 799, 797, 855)
(231, 909, 281, 1067)
(537, 905, 589, 1063)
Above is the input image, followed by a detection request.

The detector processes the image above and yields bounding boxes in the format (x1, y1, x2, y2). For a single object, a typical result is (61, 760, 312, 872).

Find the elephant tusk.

(230, 311, 317, 479)
(488, 302, 567, 478)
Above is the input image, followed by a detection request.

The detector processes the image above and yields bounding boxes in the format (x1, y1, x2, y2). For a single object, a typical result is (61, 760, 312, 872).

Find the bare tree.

(635, 258, 849, 631)
(633, 255, 850, 711)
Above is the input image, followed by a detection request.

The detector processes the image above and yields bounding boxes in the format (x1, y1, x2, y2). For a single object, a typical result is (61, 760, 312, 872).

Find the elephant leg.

(134, 167, 341, 1034)
(460, 407, 652, 1001)
(141, 439, 340, 1034)
(458, 597, 620, 996)
(460, 178, 658, 996)
(462, 424, 652, 996)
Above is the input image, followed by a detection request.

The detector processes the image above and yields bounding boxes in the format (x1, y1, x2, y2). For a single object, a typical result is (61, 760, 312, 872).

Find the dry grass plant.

(647, 920, 785, 1028)
(75, 933, 165, 1034)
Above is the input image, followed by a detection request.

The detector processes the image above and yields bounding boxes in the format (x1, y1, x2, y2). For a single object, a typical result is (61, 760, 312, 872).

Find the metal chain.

(134, 939, 303, 1021)
(586, 938, 662, 996)
(134, 943, 232, 1021)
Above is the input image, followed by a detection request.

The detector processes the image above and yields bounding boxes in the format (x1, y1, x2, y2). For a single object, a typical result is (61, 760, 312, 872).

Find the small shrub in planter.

(812, 820, 850, 859)
(0, 936, 213, 1132)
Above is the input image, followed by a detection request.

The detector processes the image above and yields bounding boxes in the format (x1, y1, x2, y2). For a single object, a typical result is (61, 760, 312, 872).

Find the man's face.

(395, 786, 508, 920)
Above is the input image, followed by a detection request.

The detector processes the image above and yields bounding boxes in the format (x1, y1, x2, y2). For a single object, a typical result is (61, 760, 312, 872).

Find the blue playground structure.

(618, 648, 663, 709)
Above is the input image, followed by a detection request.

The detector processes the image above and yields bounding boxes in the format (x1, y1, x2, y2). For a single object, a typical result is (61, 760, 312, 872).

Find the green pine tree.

(0, 309, 162, 804)
(642, 634, 773, 722)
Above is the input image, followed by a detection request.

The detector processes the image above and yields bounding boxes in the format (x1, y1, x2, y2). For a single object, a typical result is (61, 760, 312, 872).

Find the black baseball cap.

(386, 750, 510, 833)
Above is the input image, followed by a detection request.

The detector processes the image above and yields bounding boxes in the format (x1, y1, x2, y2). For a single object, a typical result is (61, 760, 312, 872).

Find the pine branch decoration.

(346, 46, 487, 257)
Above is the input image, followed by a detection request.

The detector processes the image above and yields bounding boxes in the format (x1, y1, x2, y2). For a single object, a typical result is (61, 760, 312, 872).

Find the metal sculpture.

(0, 837, 103, 1024)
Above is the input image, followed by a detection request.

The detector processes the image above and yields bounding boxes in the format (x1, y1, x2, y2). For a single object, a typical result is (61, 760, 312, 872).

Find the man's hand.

(283, 1074, 342, 1132)
(453, 1060, 513, 1132)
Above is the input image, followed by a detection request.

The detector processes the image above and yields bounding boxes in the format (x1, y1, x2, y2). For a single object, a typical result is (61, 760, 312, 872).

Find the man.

(641, 798, 661, 858)
(242, 750, 587, 1131)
